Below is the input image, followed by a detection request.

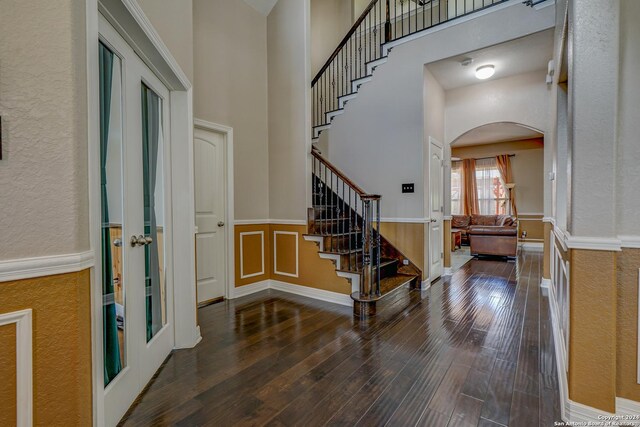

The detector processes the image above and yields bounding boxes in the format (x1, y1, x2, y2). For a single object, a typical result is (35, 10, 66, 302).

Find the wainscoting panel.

(273, 231, 299, 278)
(0, 309, 32, 427)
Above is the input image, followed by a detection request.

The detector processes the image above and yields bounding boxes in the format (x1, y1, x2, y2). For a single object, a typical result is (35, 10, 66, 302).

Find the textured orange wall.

(0, 323, 17, 426)
(234, 224, 271, 286)
(234, 224, 351, 294)
(542, 222, 552, 279)
(569, 249, 617, 413)
(0, 270, 92, 425)
(518, 215, 544, 241)
(443, 220, 452, 268)
(616, 248, 640, 402)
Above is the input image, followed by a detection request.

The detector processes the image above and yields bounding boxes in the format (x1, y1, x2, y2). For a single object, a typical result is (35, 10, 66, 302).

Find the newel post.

(385, 0, 392, 42)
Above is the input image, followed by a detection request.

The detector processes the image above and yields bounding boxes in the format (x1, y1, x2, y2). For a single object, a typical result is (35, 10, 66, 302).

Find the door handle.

(430, 219, 437, 223)
(113, 238, 122, 247)
(217, 221, 225, 227)
(130, 235, 147, 247)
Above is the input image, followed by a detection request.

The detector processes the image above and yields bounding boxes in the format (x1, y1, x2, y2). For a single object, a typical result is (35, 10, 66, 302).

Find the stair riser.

(321, 234, 362, 251)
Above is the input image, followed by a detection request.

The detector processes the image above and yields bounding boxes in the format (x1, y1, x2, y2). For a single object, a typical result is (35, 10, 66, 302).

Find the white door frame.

(86, 1, 199, 425)
(428, 136, 444, 282)
(194, 118, 235, 300)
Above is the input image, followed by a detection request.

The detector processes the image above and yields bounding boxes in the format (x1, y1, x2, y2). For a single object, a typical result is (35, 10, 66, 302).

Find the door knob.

(144, 236, 153, 245)
(217, 221, 225, 227)
(113, 238, 122, 247)
(130, 235, 146, 247)
(430, 218, 437, 223)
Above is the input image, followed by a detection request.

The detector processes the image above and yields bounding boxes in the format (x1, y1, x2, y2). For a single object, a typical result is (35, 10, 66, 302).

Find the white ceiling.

(426, 29, 554, 91)
(241, 0, 278, 16)
(453, 122, 543, 147)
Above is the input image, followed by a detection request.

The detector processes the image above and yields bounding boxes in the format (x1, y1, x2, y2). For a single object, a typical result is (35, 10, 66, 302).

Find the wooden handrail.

(311, 0, 381, 86)
(311, 149, 380, 199)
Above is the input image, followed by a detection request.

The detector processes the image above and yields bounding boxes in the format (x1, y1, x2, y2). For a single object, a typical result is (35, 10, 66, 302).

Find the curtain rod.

(452, 154, 516, 162)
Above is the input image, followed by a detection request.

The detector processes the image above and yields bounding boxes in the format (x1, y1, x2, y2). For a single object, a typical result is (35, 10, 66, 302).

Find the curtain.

(451, 161, 463, 215)
(462, 159, 479, 215)
(141, 84, 163, 342)
(99, 42, 122, 385)
(496, 154, 517, 217)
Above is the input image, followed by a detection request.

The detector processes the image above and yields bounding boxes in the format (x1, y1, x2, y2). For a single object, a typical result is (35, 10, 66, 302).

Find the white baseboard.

(270, 280, 353, 307)
(231, 280, 270, 298)
(420, 279, 432, 291)
(521, 242, 544, 252)
(616, 397, 640, 415)
(229, 279, 353, 307)
(444, 267, 453, 276)
(540, 278, 551, 289)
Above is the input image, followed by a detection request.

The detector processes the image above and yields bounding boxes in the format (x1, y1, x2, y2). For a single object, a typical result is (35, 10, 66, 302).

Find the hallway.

(120, 252, 560, 426)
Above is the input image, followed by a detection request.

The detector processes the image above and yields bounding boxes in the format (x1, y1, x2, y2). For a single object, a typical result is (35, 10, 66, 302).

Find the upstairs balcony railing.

(312, 0, 510, 131)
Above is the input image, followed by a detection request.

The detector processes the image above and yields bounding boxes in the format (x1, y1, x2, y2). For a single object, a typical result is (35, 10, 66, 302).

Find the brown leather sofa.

(452, 215, 518, 257)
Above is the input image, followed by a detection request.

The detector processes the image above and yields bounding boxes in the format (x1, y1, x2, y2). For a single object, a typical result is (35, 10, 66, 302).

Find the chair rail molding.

(0, 308, 33, 427)
(0, 251, 94, 283)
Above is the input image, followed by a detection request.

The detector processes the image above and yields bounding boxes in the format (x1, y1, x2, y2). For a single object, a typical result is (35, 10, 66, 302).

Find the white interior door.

(429, 137, 444, 280)
(100, 15, 174, 427)
(194, 127, 227, 304)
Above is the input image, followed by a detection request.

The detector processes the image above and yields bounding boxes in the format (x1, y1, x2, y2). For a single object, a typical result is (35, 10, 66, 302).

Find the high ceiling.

(426, 29, 554, 91)
(452, 122, 543, 147)
(241, 0, 278, 16)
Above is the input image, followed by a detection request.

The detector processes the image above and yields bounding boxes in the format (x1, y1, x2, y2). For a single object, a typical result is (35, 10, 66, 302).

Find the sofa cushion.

(470, 215, 498, 226)
(452, 215, 471, 228)
(497, 215, 515, 226)
(468, 226, 518, 236)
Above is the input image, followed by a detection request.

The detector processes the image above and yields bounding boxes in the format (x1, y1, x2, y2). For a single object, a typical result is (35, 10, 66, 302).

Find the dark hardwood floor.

(119, 251, 561, 426)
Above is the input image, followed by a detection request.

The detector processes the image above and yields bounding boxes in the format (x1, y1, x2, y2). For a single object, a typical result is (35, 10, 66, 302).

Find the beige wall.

(267, 0, 311, 221)
(445, 70, 549, 145)
(137, 0, 194, 82)
(193, 0, 270, 220)
(0, 1, 89, 260)
(452, 139, 544, 215)
(311, 0, 352, 76)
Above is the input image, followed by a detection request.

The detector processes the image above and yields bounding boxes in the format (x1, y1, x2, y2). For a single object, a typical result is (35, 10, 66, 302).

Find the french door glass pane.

(141, 84, 166, 342)
(100, 42, 125, 385)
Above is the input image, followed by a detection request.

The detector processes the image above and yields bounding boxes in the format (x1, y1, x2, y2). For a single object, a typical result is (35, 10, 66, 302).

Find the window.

(451, 161, 462, 215)
(475, 158, 508, 215)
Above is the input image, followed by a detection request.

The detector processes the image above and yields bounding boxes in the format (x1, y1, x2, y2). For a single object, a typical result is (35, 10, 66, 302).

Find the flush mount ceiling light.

(475, 65, 495, 80)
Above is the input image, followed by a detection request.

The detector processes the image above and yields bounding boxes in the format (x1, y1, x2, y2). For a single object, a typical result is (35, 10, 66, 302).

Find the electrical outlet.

(521, 231, 528, 239)
(402, 183, 414, 193)
(402, 259, 409, 266)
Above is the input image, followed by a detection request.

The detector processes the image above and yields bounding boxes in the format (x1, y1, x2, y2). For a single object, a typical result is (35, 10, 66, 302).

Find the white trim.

(444, 267, 454, 276)
(193, 118, 235, 299)
(620, 235, 640, 249)
(234, 219, 307, 226)
(521, 242, 544, 252)
(229, 279, 353, 307)
(443, 216, 453, 221)
(273, 231, 299, 278)
(565, 235, 622, 251)
(540, 278, 551, 289)
(638, 268, 640, 385)
(270, 219, 307, 225)
(380, 218, 430, 223)
(0, 309, 33, 427)
(517, 212, 545, 216)
(420, 279, 432, 291)
(235, 219, 271, 225)
(616, 397, 640, 416)
(231, 280, 270, 298)
(542, 216, 556, 224)
(239, 231, 265, 279)
(270, 280, 352, 307)
(0, 251, 94, 283)
(552, 226, 569, 252)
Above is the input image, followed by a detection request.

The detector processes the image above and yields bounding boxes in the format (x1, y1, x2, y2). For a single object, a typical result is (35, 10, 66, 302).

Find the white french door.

(429, 137, 444, 280)
(99, 15, 174, 427)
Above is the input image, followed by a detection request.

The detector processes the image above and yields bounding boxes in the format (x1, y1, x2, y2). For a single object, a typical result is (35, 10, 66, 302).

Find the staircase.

(311, 0, 510, 143)
(304, 149, 421, 317)
(306, 0, 517, 316)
